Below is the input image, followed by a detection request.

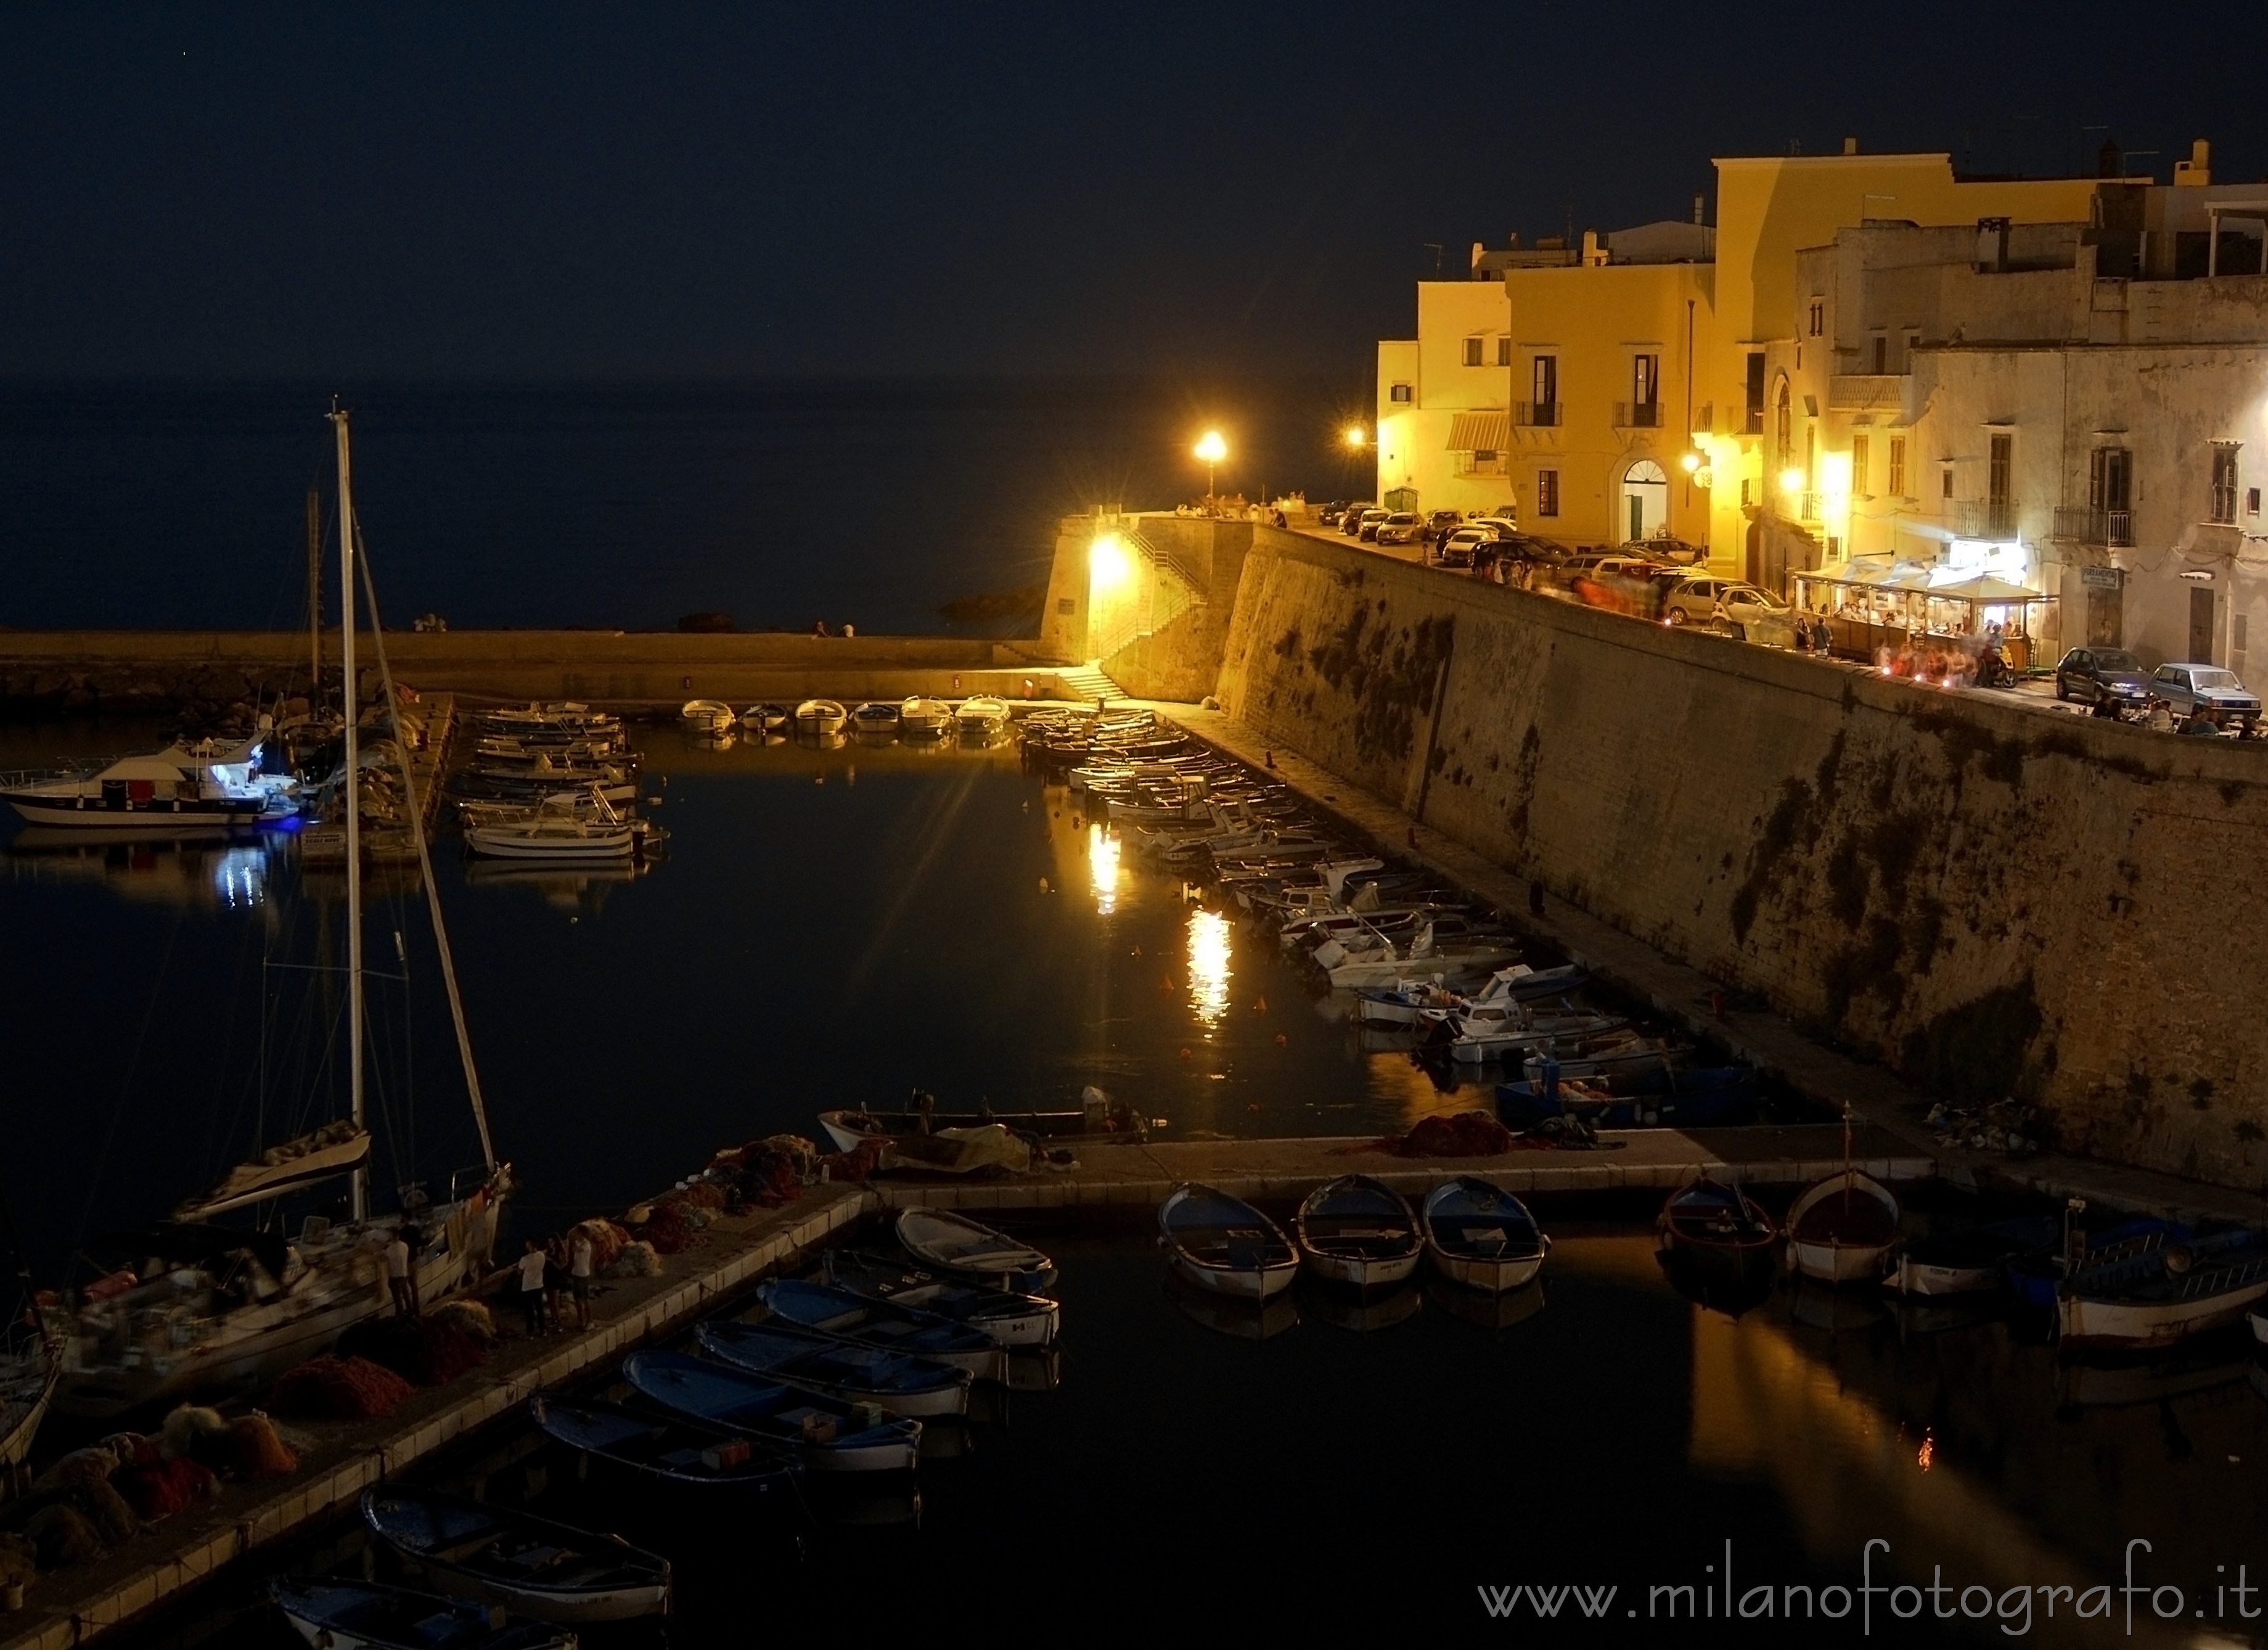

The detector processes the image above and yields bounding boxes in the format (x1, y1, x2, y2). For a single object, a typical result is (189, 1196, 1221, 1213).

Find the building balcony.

(1828, 374, 1907, 414)
(1613, 401, 1663, 429)
(1944, 498, 2025, 539)
(2052, 505, 2134, 547)
(1514, 401, 1561, 428)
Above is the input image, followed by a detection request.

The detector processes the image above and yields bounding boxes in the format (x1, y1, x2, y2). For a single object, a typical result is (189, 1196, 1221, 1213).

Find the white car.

(1374, 511, 1424, 544)
(1470, 515, 1520, 539)
(1717, 585, 1793, 639)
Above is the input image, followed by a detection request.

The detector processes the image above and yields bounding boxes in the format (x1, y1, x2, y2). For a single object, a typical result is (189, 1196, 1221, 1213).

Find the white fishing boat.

(899, 697, 952, 737)
(741, 703, 791, 733)
(679, 699, 738, 734)
(1422, 1177, 1550, 1292)
(1157, 1183, 1298, 1301)
(796, 699, 848, 734)
(1785, 1169, 1902, 1284)
(0, 734, 297, 831)
(2059, 1229, 2268, 1349)
(1295, 1176, 1422, 1289)
(46, 408, 512, 1419)
(1436, 1001, 1627, 1065)
(851, 700, 901, 734)
(954, 696, 1010, 736)
(462, 789, 649, 860)
(896, 1208, 1057, 1294)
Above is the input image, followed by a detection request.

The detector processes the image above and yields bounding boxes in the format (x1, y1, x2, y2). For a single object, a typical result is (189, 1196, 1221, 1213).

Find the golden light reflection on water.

(1186, 908, 1231, 1027)
(1087, 824, 1121, 915)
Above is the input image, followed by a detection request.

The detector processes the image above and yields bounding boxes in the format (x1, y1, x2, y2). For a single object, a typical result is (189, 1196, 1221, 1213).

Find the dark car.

(1339, 503, 1377, 537)
(2055, 647, 2155, 715)
(2151, 662, 2261, 730)
(1316, 500, 1353, 527)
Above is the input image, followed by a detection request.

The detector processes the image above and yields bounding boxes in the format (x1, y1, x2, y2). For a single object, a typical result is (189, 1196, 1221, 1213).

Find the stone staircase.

(1055, 661, 1124, 702)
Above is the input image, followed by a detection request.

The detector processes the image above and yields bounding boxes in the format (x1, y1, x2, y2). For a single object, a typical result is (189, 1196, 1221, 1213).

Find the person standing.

(385, 1229, 417, 1318)
(568, 1229, 595, 1331)
(515, 1238, 549, 1337)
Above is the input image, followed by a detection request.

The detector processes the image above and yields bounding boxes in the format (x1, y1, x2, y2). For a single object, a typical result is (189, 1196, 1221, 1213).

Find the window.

(1941, 465, 1955, 500)
(1905, 332, 1922, 364)
(1871, 335, 1886, 374)
(1389, 382, 1412, 403)
(2211, 445, 2240, 523)
(1851, 434, 1869, 495)
(1807, 298, 1824, 337)
(1496, 336, 1512, 367)
(1740, 477, 1752, 507)
(1463, 337, 1484, 367)
(2251, 487, 2262, 515)
(1537, 469, 1560, 517)
(2089, 446, 2133, 544)
(1632, 354, 1657, 409)
(1531, 355, 1558, 425)
(1988, 433, 2013, 532)
(1775, 382, 1791, 470)
(1744, 353, 1766, 433)
(1888, 437, 1906, 498)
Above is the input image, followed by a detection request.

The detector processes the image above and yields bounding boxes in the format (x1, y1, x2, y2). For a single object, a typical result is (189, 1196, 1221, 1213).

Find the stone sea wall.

(1213, 528, 2268, 1188)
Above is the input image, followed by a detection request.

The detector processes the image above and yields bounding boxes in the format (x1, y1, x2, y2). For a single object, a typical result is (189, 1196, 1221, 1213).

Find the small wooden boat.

(1887, 1217, 2057, 1296)
(955, 695, 1010, 736)
(753, 1278, 1007, 1381)
(678, 699, 737, 734)
(850, 700, 901, 733)
(621, 1350, 920, 1473)
(795, 699, 848, 735)
(696, 1318, 972, 1418)
(740, 703, 790, 733)
(899, 697, 952, 737)
(1295, 1175, 1422, 1289)
(1785, 1170, 1902, 1284)
(819, 1248, 1059, 1347)
(1420, 1176, 1550, 1292)
(1656, 1178, 1779, 1279)
(816, 1092, 1146, 1154)
(895, 1208, 1058, 1295)
(2058, 1228, 2268, 1350)
(529, 1395, 803, 1499)
(1157, 1183, 1298, 1301)
(272, 1578, 576, 1650)
(1497, 1065, 1759, 1129)
(359, 1485, 671, 1623)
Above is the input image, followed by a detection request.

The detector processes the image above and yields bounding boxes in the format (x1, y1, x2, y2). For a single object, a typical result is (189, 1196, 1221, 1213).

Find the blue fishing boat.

(1497, 1064, 1759, 1128)
(754, 1278, 1007, 1382)
(359, 1486, 671, 1624)
(696, 1318, 972, 1419)
(2058, 1228, 2268, 1349)
(2007, 1217, 2190, 1310)
(1157, 1183, 1299, 1301)
(819, 1248, 1060, 1347)
(1420, 1176, 1550, 1293)
(622, 1349, 920, 1474)
(271, 1578, 575, 1650)
(529, 1396, 802, 1500)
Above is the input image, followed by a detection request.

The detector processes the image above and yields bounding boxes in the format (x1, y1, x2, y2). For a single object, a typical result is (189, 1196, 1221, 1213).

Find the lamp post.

(1194, 430, 1227, 503)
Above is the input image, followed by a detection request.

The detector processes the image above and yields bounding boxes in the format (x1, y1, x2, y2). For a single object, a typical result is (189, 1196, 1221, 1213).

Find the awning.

(1445, 412, 1510, 451)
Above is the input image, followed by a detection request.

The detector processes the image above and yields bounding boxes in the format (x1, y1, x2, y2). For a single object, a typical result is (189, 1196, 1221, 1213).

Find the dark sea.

(0, 376, 1367, 635)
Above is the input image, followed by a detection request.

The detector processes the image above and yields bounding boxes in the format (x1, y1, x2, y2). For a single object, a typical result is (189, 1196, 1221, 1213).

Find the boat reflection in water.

(462, 855, 653, 915)
(1164, 1271, 1299, 1342)
(1425, 1275, 1547, 1332)
(1656, 1251, 1776, 1321)
(1297, 1279, 1422, 1334)
(4, 829, 280, 911)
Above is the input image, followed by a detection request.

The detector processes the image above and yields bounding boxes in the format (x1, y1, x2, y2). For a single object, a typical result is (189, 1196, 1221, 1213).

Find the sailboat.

(0, 1180, 59, 1492)
(45, 408, 512, 1419)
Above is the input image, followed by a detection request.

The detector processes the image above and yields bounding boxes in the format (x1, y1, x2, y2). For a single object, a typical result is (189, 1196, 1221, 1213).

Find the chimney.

(1842, 136, 1859, 155)
(2174, 138, 2212, 186)
(1581, 229, 1607, 266)
(1692, 194, 1705, 225)
(2097, 138, 2122, 178)
(1470, 240, 1486, 277)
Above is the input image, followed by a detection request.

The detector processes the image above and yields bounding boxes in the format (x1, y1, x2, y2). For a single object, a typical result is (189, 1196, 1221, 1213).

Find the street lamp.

(1343, 425, 1367, 451)
(1194, 430, 1227, 500)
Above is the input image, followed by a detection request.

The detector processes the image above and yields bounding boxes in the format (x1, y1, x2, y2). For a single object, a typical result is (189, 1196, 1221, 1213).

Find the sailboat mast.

(330, 407, 366, 1223)
(305, 487, 324, 701)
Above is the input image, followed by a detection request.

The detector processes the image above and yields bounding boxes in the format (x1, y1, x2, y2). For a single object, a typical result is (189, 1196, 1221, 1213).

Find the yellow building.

(1381, 147, 2100, 573)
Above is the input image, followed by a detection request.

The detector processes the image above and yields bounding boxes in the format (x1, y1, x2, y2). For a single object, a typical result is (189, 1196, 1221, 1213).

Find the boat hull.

(1788, 1238, 1899, 1284)
(1424, 1242, 1545, 1294)
(2060, 1281, 2268, 1350)
(0, 794, 264, 831)
(1166, 1249, 1298, 1300)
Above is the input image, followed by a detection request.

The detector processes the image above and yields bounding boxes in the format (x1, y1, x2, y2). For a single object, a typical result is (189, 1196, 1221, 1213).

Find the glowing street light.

(1343, 424, 1368, 450)
(1679, 450, 1701, 474)
(1779, 466, 1807, 496)
(1089, 532, 1131, 589)
(1193, 430, 1227, 499)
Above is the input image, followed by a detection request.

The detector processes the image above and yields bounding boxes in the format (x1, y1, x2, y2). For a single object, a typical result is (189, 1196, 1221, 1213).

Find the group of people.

(809, 620, 857, 638)
(512, 1230, 596, 1336)
(1174, 495, 1292, 527)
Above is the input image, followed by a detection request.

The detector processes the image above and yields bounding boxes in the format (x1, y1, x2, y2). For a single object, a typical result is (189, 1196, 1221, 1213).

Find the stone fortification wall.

(1215, 528, 2268, 1188)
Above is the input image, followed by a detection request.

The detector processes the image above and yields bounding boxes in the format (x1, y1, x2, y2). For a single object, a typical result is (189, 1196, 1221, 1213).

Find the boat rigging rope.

(351, 517, 497, 1173)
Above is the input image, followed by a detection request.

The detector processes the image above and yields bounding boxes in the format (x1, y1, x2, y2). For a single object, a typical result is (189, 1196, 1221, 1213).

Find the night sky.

(1, 2, 2262, 379)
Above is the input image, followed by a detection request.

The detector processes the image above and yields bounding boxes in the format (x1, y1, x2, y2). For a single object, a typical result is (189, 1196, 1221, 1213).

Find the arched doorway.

(1620, 459, 1669, 544)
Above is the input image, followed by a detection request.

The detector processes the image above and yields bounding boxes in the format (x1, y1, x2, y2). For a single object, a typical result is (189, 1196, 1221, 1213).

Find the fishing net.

(112, 1456, 215, 1522)
(225, 1414, 299, 1479)
(337, 1315, 489, 1387)
(266, 1353, 416, 1420)
(1340, 1111, 1515, 1158)
(430, 1297, 499, 1345)
(63, 1476, 140, 1546)
(27, 1503, 104, 1569)
(816, 1138, 887, 1183)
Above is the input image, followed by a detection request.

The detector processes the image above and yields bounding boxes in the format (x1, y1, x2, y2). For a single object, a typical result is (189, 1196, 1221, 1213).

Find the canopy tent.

(1795, 560, 2060, 663)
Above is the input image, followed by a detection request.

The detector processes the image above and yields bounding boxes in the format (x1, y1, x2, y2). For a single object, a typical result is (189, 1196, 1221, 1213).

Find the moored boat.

(816, 1088, 1147, 1154)
(895, 1207, 1058, 1295)
(1294, 1175, 1422, 1290)
(753, 1277, 1007, 1381)
(0, 734, 295, 831)
(742, 703, 791, 733)
(695, 1318, 972, 1418)
(1784, 1170, 1902, 1284)
(955, 695, 1011, 736)
(1157, 1183, 1298, 1301)
(1886, 1217, 2057, 1297)
(1497, 1064, 1759, 1129)
(795, 699, 848, 735)
(2058, 1228, 2268, 1349)
(899, 697, 952, 737)
(360, 1485, 671, 1623)
(851, 701, 901, 734)
(530, 1395, 803, 1498)
(621, 1349, 921, 1472)
(1420, 1176, 1550, 1293)
(1656, 1177, 1779, 1281)
(819, 1248, 1059, 1347)
(271, 1578, 575, 1650)
(679, 699, 737, 734)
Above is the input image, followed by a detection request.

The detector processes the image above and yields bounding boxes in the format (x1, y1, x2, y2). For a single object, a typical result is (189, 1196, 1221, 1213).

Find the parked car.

(1661, 575, 1771, 626)
(1339, 504, 1378, 537)
(2150, 661, 2262, 729)
(1558, 551, 1670, 586)
(1355, 507, 1393, 541)
(1470, 515, 1521, 539)
(1435, 526, 1494, 567)
(1716, 585, 1793, 639)
(1628, 536, 1708, 567)
(1316, 500, 1353, 527)
(1375, 511, 1424, 544)
(2054, 647, 2155, 715)
(1424, 509, 1464, 540)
